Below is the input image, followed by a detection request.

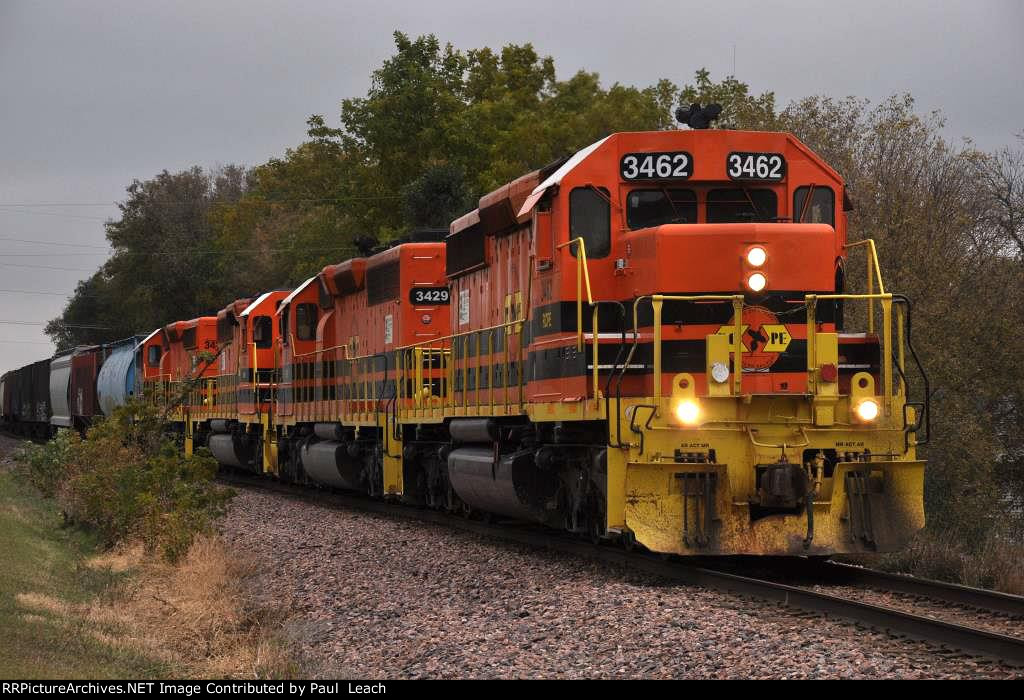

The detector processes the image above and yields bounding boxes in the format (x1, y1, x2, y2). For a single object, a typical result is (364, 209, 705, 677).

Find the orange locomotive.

(164, 112, 927, 557)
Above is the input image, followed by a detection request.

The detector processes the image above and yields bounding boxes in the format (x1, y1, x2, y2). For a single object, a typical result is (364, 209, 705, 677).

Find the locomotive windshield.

(793, 186, 835, 225)
(626, 189, 698, 230)
(706, 188, 777, 223)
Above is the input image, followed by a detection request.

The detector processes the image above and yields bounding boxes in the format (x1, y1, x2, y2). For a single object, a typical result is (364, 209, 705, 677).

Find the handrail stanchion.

(653, 296, 663, 406)
(731, 295, 744, 395)
(896, 304, 906, 395)
(845, 239, 886, 336)
(882, 296, 893, 415)
(867, 250, 875, 335)
(807, 295, 818, 393)
(555, 237, 593, 353)
(592, 305, 600, 407)
(475, 331, 481, 411)
(487, 332, 494, 412)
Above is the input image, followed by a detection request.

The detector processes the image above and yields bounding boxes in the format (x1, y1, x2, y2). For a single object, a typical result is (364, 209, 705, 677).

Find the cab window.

(253, 316, 272, 349)
(626, 189, 697, 230)
(569, 187, 610, 258)
(794, 186, 835, 226)
(296, 303, 318, 341)
(279, 307, 290, 346)
(147, 346, 162, 368)
(707, 188, 777, 223)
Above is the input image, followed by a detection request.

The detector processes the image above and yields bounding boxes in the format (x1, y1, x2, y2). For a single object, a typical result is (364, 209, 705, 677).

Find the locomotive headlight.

(746, 272, 767, 292)
(746, 246, 767, 267)
(855, 399, 880, 422)
(674, 399, 701, 426)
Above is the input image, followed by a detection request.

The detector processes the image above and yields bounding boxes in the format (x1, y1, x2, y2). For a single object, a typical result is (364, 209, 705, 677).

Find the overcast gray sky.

(1, 0, 1021, 373)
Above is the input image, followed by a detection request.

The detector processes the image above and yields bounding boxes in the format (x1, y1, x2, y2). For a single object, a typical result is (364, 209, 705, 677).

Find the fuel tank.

(209, 419, 233, 433)
(313, 423, 347, 441)
(208, 433, 253, 469)
(299, 440, 364, 491)
(448, 418, 499, 443)
(447, 447, 557, 523)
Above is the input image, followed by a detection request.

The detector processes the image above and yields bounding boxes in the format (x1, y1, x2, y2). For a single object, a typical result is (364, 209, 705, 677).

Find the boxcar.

(9, 359, 52, 437)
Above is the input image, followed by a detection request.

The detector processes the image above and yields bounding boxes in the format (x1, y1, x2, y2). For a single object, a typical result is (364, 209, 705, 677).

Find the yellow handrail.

(632, 294, 745, 401)
(555, 237, 593, 352)
(844, 239, 885, 334)
(844, 239, 885, 294)
(806, 292, 895, 413)
(251, 342, 259, 413)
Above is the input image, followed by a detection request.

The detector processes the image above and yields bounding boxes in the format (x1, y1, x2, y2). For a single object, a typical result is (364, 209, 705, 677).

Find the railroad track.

(217, 471, 1024, 667)
(759, 557, 1024, 618)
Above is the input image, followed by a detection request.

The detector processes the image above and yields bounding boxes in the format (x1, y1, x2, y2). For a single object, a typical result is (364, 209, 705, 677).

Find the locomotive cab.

(203, 293, 287, 472)
(236, 291, 290, 417)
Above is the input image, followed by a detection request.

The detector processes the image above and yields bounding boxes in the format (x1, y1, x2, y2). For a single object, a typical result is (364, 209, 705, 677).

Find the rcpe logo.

(716, 306, 792, 370)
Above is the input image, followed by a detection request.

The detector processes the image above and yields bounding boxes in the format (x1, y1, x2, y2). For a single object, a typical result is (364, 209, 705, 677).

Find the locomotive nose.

(646, 222, 836, 294)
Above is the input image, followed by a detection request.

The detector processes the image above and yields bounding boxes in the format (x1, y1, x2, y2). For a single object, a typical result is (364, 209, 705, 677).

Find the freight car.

(1, 358, 52, 438)
(2, 116, 930, 557)
(2, 337, 147, 438)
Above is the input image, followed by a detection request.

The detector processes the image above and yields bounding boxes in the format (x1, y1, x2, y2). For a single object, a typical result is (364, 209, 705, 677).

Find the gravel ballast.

(220, 487, 1024, 679)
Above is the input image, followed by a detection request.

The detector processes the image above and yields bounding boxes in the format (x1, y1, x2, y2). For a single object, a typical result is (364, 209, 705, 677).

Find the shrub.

(880, 528, 1024, 595)
(15, 401, 232, 561)
(13, 429, 80, 497)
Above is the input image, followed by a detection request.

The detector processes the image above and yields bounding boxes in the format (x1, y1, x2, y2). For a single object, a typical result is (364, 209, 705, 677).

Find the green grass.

(0, 469, 168, 679)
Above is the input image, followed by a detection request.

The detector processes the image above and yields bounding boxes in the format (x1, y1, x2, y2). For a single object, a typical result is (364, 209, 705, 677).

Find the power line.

(0, 208, 109, 222)
(2, 245, 359, 258)
(0, 195, 404, 207)
(0, 253, 111, 259)
(0, 289, 81, 297)
(0, 262, 95, 273)
(0, 320, 110, 328)
(0, 202, 116, 207)
(0, 236, 110, 249)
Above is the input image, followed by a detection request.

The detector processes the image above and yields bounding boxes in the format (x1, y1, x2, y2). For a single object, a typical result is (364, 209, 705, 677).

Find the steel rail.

(217, 472, 1024, 667)
(816, 560, 1024, 618)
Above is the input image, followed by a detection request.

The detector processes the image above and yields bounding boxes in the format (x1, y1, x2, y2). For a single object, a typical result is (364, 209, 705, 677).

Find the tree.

(780, 94, 1023, 535)
(976, 136, 1024, 262)
(47, 166, 250, 347)
(48, 33, 682, 348)
(403, 164, 471, 229)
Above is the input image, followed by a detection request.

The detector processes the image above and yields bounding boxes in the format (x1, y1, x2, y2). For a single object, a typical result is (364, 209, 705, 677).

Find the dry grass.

(16, 592, 72, 617)
(875, 529, 1024, 595)
(1, 439, 298, 678)
(0, 468, 163, 678)
(79, 535, 300, 678)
